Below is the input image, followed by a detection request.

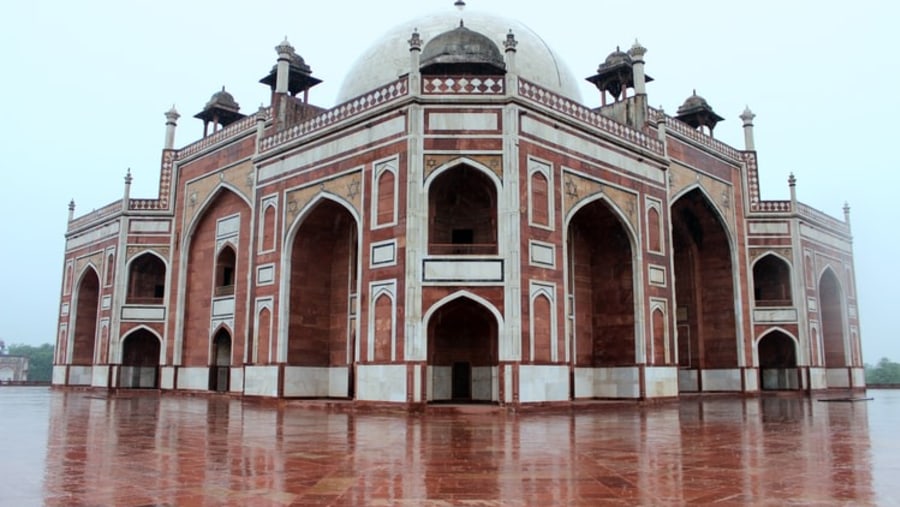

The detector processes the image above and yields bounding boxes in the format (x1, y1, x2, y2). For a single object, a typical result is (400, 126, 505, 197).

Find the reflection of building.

(52, 7, 864, 406)
(0, 355, 29, 382)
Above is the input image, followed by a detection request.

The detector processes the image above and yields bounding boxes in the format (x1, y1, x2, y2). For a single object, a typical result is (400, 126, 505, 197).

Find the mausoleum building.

(53, 7, 864, 406)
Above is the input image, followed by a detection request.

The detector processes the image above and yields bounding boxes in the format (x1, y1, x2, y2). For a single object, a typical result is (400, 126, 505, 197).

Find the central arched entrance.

(209, 329, 231, 392)
(427, 296, 499, 403)
(757, 331, 799, 390)
(120, 329, 161, 388)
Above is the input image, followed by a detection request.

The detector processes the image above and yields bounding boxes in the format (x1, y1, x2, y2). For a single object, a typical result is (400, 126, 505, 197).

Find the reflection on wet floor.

(1, 387, 898, 506)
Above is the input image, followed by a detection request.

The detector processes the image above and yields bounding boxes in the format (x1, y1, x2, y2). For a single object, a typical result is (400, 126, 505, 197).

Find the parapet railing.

(68, 200, 123, 230)
(518, 79, 665, 156)
(797, 202, 850, 234)
(647, 107, 742, 161)
(177, 108, 270, 161)
(260, 78, 409, 153)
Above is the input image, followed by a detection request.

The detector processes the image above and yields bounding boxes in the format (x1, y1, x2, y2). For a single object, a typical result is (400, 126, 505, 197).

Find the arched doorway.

(428, 297, 498, 403)
(671, 189, 738, 391)
(287, 198, 358, 398)
(120, 329, 161, 388)
(72, 268, 100, 366)
(567, 199, 635, 369)
(209, 329, 231, 392)
(820, 269, 846, 368)
(757, 331, 799, 390)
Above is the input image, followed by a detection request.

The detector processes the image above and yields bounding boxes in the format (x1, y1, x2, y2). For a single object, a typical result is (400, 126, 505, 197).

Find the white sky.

(1, 0, 897, 363)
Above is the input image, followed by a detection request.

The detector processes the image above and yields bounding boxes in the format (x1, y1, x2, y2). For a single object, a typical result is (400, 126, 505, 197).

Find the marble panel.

(357, 365, 407, 402)
(177, 367, 210, 390)
(701, 369, 742, 391)
(519, 365, 568, 402)
(243, 366, 279, 397)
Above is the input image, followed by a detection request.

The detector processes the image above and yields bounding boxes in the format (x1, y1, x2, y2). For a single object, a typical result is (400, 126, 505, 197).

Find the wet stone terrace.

(1, 387, 898, 506)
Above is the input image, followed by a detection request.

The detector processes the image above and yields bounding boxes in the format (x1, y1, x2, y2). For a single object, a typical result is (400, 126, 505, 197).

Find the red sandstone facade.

(53, 11, 864, 406)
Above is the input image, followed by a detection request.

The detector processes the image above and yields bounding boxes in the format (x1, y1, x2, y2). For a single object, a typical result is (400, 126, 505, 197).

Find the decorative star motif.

(426, 158, 436, 167)
(347, 179, 360, 200)
(564, 178, 578, 199)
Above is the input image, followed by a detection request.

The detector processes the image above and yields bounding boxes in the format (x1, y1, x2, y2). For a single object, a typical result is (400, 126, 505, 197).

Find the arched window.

(753, 254, 792, 306)
(127, 253, 166, 304)
(428, 164, 497, 255)
(215, 246, 236, 296)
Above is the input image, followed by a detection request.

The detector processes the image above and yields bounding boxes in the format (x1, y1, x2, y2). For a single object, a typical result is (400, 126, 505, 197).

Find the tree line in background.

(1, 343, 53, 382)
(2, 342, 899, 386)
(865, 357, 900, 385)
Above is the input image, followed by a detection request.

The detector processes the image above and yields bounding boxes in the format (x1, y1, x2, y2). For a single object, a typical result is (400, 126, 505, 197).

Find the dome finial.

(454, 0, 465, 27)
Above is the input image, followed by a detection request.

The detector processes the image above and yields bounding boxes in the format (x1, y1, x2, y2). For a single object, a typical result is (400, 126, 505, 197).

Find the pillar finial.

(68, 199, 76, 221)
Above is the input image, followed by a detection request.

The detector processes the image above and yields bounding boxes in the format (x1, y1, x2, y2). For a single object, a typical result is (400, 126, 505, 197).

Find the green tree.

(865, 357, 900, 385)
(6, 343, 54, 382)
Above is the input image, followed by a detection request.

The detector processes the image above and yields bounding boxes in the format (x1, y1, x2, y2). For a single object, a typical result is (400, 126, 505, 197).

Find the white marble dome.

(336, 10, 583, 103)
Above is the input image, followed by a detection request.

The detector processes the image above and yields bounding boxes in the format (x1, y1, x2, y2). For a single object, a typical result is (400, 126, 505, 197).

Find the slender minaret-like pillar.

(164, 106, 180, 150)
(740, 106, 756, 151)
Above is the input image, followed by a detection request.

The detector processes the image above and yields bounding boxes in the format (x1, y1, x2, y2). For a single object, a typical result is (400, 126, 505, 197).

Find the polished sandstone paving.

(1, 388, 898, 506)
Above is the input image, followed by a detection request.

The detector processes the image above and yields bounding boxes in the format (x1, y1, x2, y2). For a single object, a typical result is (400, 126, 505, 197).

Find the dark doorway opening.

(452, 362, 472, 400)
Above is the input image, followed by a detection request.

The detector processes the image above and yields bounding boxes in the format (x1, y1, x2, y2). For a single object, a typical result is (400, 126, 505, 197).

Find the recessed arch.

(671, 187, 739, 384)
(426, 160, 499, 255)
(119, 327, 161, 388)
(565, 195, 638, 367)
(70, 265, 101, 366)
(178, 186, 250, 368)
(283, 194, 359, 372)
(125, 251, 167, 304)
(424, 291, 503, 403)
(819, 267, 847, 368)
(209, 327, 232, 392)
(756, 328, 800, 390)
(752, 253, 793, 307)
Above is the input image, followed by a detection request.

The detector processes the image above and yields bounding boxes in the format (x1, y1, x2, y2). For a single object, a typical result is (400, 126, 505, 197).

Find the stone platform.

(1, 386, 898, 506)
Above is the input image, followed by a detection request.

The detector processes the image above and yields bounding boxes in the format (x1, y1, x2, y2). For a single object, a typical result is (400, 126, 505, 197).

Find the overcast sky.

(1, 1, 897, 363)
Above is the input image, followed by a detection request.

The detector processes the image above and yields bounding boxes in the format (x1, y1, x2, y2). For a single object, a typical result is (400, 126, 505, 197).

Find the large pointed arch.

(819, 267, 847, 368)
(671, 186, 740, 390)
(278, 192, 362, 364)
(176, 185, 251, 367)
(70, 265, 101, 366)
(564, 194, 642, 368)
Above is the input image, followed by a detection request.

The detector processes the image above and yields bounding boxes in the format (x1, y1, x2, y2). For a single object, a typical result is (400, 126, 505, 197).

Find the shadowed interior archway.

(120, 329, 161, 388)
(210, 329, 231, 392)
(820, 269, 846, 368)
(567, 198, 635, 367)
(287, 198, 358, 398)
(753, 254, 792, 307)
(72, 268, 100, 365)
(757, 330, 799, 390)
(427, 297, 499, 402)
(672, 188, 738, 390)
